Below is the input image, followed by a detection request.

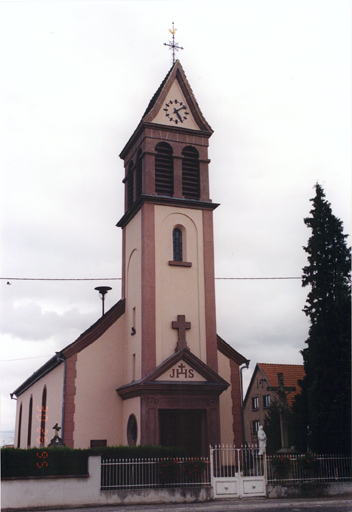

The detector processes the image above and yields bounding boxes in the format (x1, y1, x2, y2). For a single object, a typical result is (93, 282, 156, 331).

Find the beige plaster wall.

(217, 351, 234, 446)
(14, 363, 65, 448)
(124, 210, 142, 382)
(154, 205, 207, 365)
(74, 317, 125, 448)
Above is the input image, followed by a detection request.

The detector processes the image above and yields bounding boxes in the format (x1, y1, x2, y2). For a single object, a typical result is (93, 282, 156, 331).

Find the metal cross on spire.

(164, 22, 183, 64)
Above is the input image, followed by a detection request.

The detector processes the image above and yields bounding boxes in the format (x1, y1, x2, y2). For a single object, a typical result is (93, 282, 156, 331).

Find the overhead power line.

(1, 277, 121, 282)
(1, 276, 301, 282)
(1, 355, 53, 362)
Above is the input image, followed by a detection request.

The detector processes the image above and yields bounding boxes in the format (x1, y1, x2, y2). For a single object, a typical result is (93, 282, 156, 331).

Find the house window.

(173, 228, 182, 261)
(27, 396, 33, 447)
(127, 414, 138, 446)
(182, 146, 200, 200)
(252, 420, 260, 435)
(251, 396, 259, 410)
(155, 142, 173, 196)
(263, 395, 271, 408)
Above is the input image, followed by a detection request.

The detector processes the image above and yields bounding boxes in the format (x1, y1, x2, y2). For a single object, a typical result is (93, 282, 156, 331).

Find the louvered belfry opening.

(182, 146, 200, 200)
(135, 149, 143, 199)
(127, 160, 134, 208)
(155, 142, 174, 196)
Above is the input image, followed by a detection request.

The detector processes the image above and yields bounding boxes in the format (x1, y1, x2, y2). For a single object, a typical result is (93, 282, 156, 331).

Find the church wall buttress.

(202, 209, 218, 372)
(141, 203, 156, 377)
(218, 351, 235, 446)
(230, 358, 244, 446)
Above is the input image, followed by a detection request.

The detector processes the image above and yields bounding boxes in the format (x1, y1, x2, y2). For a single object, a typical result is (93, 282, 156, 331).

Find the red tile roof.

(258, 363, 305, 407)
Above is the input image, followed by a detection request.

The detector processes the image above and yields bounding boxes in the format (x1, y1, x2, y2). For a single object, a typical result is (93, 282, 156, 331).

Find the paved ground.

(24, 497, 352, 512)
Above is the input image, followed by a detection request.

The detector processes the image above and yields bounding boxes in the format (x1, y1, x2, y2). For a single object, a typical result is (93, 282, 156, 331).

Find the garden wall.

(2, 455, 212, 510)
(267, 482, 352, 499)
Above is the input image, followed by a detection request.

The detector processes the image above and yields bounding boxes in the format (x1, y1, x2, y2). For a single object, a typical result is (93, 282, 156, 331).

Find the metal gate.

(210, 445, 266, 498)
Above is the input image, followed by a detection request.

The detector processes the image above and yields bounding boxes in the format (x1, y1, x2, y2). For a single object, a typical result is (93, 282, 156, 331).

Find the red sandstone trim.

(63, 354, 77, 448)
(141, 203, 156, 377)
(202, 210, 218, 372)
(217, 335, 249, 366)
(62, 300, 125, 359)
(121, 228, 126, 298)
(168, 261, 192, 267)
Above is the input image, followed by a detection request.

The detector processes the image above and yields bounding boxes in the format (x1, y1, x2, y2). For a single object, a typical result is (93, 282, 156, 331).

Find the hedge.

(1, 445, 185, 478)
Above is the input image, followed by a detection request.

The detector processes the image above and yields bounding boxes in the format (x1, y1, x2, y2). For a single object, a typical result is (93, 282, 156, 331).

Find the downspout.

(240, 361, 250, 446)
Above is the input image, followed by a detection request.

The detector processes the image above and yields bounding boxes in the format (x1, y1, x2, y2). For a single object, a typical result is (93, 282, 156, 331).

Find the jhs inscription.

(170, 363, 194, 379)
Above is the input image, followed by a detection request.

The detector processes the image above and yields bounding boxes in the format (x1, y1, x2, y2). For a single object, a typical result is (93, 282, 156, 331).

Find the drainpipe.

(240, 361, 250, 446)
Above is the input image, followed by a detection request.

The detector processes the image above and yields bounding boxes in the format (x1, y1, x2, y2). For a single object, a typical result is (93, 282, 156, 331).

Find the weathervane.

(164, 22, 183, 64)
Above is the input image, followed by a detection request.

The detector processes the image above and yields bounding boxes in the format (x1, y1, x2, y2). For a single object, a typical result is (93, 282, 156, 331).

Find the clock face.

(163, 99, 190, 125)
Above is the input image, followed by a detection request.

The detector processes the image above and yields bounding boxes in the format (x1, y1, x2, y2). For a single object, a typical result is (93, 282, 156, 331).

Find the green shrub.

(158, 457, 208, 484)
(1, 445, 186, 478)
(296, 453, 320, 476)
(271, 455, 292, 478)
(1, 447, 88, 478)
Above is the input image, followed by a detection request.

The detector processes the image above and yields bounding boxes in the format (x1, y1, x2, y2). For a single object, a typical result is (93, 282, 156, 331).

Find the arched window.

(127, 160, 134, 208)
(27, 396, 33, 447)
(135, 149, 143, 199)
(40, 387, 47, 447)
(182, 146, 200, 200)
(127, 414, 138, 446)
(173, 228, 183, 262)
(17, 402, 22, 448)
(155, 142, 173, 196)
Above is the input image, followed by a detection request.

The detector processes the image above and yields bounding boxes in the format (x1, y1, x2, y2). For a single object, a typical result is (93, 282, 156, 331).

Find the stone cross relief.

(267, 372, 296, 450)
(172, 315, 191, 351)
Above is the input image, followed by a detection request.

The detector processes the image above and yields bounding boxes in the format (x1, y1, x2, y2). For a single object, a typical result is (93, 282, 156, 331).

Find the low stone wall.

(267, 481, 352, 499)
(2, 456, 212, 511)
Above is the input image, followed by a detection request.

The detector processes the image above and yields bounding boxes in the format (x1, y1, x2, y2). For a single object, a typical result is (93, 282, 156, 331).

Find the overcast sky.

(1, 0, 350, 444)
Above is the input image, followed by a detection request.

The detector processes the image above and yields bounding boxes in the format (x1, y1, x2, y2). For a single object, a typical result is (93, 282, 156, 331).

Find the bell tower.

(117, 60, 226, 454)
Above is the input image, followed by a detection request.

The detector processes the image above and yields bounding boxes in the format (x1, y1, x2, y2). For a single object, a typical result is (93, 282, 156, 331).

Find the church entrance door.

(159, 409, 205, 457)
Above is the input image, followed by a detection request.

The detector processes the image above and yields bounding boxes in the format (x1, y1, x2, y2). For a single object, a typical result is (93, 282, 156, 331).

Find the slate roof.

(11, 299, 126, 398)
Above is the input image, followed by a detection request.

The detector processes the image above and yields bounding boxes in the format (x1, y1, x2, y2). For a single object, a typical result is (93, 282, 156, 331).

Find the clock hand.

(173, 108, 183, 121)
(175, 105, 187, 113)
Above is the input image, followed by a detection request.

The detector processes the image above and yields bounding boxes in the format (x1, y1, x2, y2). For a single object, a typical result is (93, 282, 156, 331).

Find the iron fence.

(101, 457, 211, 490)
(210, 445, 265, 478)
(266, 453, 352, 484)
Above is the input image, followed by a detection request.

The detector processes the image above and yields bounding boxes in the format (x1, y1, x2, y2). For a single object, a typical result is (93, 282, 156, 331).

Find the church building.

(11, 60, 249, 456)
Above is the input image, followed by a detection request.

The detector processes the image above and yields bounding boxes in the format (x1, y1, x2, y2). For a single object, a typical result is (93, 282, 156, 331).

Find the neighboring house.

(11, 60, 249, 456)
(243, 363, 305, 446)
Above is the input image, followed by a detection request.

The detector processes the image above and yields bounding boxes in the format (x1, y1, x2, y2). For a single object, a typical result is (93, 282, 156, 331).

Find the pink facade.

(11, 60, 248, 454)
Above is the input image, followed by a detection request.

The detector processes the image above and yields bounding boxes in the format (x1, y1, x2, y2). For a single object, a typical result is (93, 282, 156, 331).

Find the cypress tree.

(297, 184, 351, 454)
